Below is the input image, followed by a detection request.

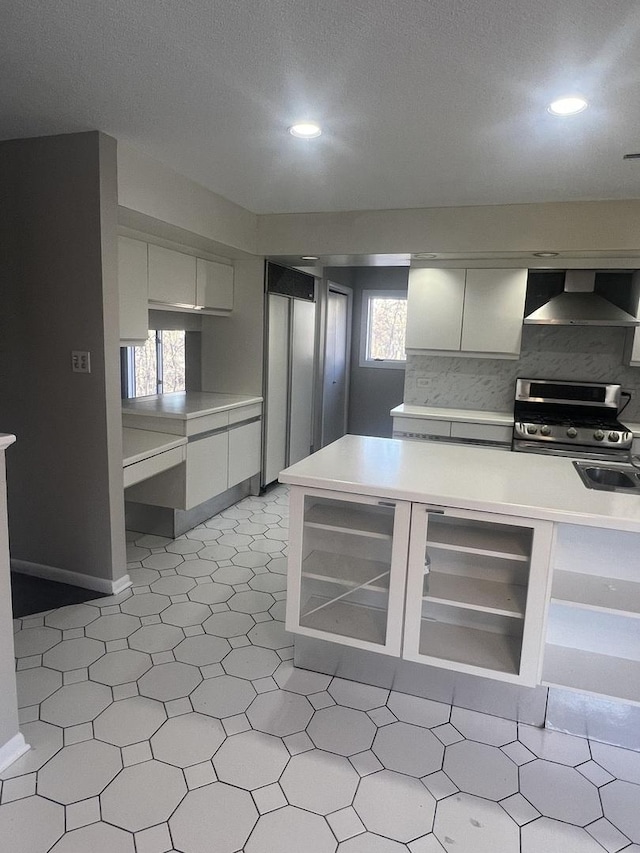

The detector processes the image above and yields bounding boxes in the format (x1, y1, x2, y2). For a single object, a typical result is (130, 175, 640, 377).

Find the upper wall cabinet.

(118, 236, 149, 346)
(196, 258, 234, 312)
(147, 244, 234, 314)
(406, 267, 528, 358)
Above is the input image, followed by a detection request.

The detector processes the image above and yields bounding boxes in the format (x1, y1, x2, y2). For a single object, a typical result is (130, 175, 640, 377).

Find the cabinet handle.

(424, 505, 446, 513)
(378, 500, 396, 507)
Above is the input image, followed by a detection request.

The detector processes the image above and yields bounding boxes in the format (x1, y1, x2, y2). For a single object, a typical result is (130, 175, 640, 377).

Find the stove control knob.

(540, 425, 551, 436)
(526, 425, 538, 435)
(593, 430, 605, 441)
(608, 432, 620, 442)
(567, 427, 578, 438)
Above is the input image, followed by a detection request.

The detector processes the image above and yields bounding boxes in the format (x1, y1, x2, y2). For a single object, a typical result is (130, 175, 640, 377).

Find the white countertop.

(122, 392, 263, 420)
(391, 405, 640, 437)
(391, 405, 514, 426)
(280, 435, 640, 533)
(122, 428, 187, 468)
(0, 434, 16, 452)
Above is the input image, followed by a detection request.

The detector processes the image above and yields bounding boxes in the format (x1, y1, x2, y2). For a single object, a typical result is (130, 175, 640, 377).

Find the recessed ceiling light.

(414, 252, 438, 260)
(289, 123, 322, 139)
(547, 96, 588, 116)
(533, 252, 559, 257)
(301, 256, 319, 261)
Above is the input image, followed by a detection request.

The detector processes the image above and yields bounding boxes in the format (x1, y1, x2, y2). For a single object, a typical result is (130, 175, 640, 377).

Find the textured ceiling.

(2, 0, 640, 214)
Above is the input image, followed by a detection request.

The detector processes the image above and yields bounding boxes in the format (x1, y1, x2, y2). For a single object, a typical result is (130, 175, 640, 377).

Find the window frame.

(358, 289, 408, 370)
(121, 329, 186, 399)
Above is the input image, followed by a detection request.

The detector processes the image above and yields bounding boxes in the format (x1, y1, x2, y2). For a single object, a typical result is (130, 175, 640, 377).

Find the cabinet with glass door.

(285, 488, 411, 655)
(403, 505, 553, 684)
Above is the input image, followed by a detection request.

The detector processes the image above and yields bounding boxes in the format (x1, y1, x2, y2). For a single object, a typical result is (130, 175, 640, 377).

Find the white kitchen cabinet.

(118, 236, 149, 346)
(403, 505, 552, 685)
(286, 488, 411, 655)
(405, 268, 465, 351)
(392, 414, 512, 447)
(228, 420, 262, 488)
(460, 269, 528, 355)
(185, 431, 228, 509)
(148, 244, 196, 308)
(196, 258, 234, 312)
(629, 328, 640, 367)
(405, 267, 528, 357)
(542, 525, 640, 705)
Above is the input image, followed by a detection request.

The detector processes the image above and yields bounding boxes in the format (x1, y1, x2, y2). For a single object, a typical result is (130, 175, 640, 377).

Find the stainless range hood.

(524, 270, 639, 326)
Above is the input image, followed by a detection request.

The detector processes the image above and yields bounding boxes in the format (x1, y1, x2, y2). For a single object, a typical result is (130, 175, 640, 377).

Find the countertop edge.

(390, 404, 514, 426)
(122, 394, 263, 420)
(122, 429, 187, 467)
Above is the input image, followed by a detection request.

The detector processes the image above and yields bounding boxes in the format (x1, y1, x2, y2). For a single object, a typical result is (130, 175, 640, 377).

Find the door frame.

(320, 281, 353, 447)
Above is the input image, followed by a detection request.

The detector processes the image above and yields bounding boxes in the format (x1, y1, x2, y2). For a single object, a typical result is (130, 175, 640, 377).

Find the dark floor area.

(10, 572, 106, 618)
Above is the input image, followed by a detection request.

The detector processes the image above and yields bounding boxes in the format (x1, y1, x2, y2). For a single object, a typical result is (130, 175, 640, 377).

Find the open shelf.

(551, 571, 640, 619)
(300, 595, 387, 646)
(418, 618, 521, 675)
(304, 502, 394, 539)
(543, 644, 640, 706)
(302, 550, 390, 592)
(425, 572, 526, 618)
(426, 517, 531, 562)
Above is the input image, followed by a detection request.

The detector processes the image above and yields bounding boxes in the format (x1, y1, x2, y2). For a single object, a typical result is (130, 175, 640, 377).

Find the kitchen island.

(280, 435, 640, 729)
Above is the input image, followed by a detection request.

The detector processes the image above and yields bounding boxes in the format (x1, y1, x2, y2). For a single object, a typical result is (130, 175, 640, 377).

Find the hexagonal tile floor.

(4, 483, 640, 853)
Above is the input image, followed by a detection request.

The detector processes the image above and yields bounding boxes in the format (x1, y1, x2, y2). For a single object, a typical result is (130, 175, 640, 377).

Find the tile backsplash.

(404, 326, 640, 421)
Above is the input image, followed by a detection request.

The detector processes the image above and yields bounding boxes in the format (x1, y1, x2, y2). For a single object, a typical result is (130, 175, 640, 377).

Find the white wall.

(0, 132, 127, 586)
(118, 143, 258, 255)
(257, 200, 640, 257)
(200, 258, 265, 396)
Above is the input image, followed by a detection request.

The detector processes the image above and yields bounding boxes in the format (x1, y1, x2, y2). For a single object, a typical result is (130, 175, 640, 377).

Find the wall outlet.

(71, 351, 91, 373)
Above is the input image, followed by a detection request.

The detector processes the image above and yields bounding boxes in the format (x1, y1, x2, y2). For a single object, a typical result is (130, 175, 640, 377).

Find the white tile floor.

(3, 484, 640, 853)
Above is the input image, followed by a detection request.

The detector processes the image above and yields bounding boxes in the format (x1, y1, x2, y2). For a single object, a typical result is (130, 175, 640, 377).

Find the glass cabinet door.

(286, 489, 411, 655)
(404, 505, 552, 684)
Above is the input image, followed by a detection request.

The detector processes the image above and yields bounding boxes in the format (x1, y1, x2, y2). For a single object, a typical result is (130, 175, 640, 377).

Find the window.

(122, 330, 186, 398)
(359, 290, 407, 368)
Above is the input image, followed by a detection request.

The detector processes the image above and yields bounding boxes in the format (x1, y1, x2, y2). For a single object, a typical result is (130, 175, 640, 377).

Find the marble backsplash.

(404, 325, 640, 422)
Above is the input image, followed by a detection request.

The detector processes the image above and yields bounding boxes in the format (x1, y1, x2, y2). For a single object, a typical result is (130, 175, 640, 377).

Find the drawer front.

(393, 417, 452, 437)
(185, 432, 229, 509)
(123, 445, 186, 489)
(450, 422, 512, 444)
(228, 402, 262, 425)
(185, 411, 229, 437)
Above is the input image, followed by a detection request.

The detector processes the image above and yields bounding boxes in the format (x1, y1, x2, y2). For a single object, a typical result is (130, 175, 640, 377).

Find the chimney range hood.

(524, 270, 639, 326)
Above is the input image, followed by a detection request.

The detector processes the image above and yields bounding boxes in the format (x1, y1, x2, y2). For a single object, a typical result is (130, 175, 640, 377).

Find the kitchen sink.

(573, 461, 640, 494)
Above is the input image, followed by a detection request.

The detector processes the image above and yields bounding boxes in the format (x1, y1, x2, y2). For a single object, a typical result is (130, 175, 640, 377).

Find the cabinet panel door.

(630, 328, 640, 366)
(148, 244, 196, 307)
(185, 432, 228, 509)
(405, 268, 465, 351)
(196, 258, 234, 312)
(228, 420, 262, 488)
(285, 487, 411, 657)
(289, 299, 316, 466)
(118, 237, 149, 345)
(461, 269, 527, 355)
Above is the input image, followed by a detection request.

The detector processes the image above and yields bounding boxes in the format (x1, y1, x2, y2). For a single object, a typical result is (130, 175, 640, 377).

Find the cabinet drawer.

(450, 422, 512, 444)
(185, 431, 228, 509)
(393, 417, 451, 437)
(229, 403, 262, 425)
(185, 411, 229, 437)
(228, 420, 262, 488)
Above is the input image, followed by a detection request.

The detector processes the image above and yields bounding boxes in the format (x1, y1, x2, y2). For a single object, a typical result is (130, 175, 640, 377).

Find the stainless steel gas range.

(512, 378, 633, 461)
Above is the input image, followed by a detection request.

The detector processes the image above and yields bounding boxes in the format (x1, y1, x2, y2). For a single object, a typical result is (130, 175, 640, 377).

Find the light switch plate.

(71, 351, 91, 373)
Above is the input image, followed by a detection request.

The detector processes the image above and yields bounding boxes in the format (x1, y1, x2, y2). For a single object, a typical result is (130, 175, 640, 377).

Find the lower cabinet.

(286, 489, 411, 655)
(403, 504, 552, 685)
(286, 486, 553, 685)
(185, 431, 228, 509)
(228, 420, 262, 489)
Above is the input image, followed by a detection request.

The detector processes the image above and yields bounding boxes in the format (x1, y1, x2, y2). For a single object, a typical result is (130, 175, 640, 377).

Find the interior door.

(322, 288, 350, 446)
(289, 299, 316, 466)
(264, 294, 289, 484)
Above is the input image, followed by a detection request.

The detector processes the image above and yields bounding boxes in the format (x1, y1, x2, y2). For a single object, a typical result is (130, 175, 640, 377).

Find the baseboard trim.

(11, 560, 132, 596)
(0, 733, 30, 774)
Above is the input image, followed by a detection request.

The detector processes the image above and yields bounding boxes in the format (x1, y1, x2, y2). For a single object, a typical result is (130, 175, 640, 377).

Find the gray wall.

(331, 267, 407, 438)
(405, 325, 640, 421)
(0, 132, 126, 583)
